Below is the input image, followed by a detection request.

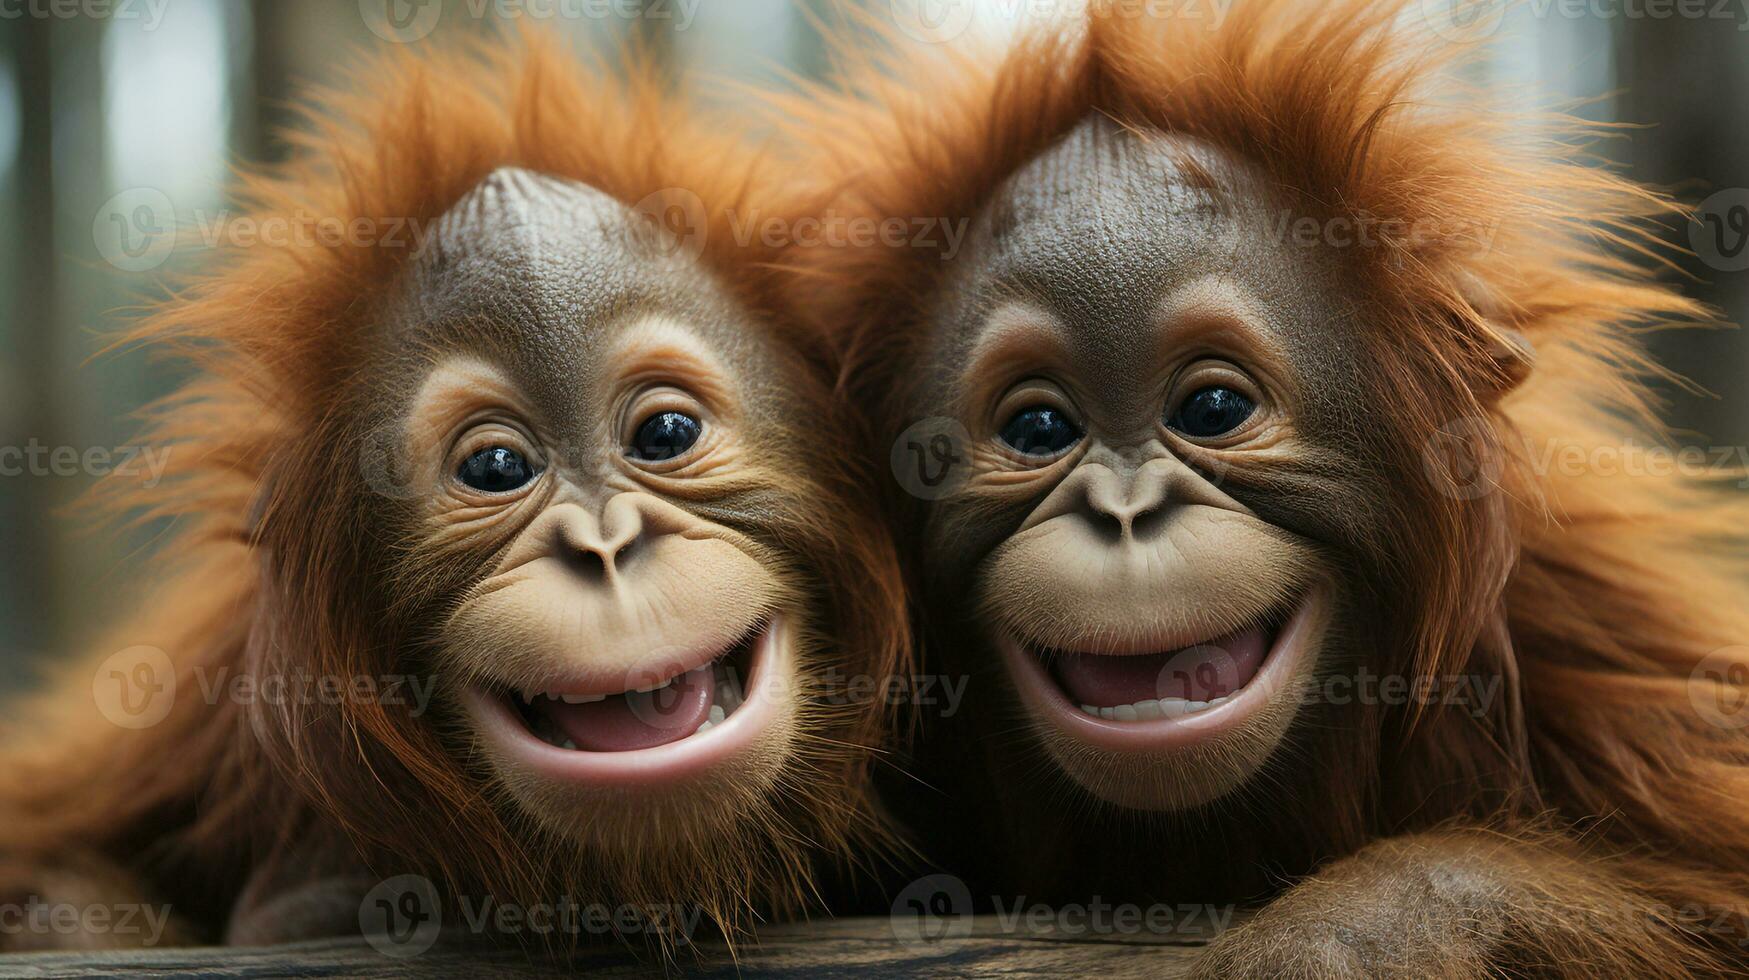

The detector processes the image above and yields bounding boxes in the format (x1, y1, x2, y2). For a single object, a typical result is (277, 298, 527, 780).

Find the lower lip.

(997, 595, 1321, 752)
(462, 618, 788, 788)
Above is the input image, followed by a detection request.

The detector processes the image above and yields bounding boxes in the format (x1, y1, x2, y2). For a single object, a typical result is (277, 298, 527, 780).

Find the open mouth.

(1042, 615, 1278, 721)
(504, 630, 757, 752)
(463, 617, 789, 786)
(997, 591, 1322, 751)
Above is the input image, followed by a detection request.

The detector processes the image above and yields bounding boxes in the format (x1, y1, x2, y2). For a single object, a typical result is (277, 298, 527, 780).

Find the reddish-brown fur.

(771, 1, 1749, 973)
(0, 32, 909, 952)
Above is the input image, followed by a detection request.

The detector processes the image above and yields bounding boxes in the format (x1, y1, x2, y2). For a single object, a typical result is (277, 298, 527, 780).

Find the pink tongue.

(537, 665, 714, 752)
(1050, 626, 1270, 707)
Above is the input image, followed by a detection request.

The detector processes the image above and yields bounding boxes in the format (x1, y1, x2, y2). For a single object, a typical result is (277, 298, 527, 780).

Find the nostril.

(560, 547, 610, 583)
(1130, 503, 1168, 542)
(1084, 507, 1128, 545)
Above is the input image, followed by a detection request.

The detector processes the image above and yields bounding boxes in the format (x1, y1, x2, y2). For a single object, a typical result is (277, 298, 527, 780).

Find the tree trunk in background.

(1618, 17, 1749, 449)
(1, 19, 57, 677)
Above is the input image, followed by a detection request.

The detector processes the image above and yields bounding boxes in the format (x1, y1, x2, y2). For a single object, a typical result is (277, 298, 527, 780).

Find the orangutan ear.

(1453, 269, 1536, 396)
(1483, 324, 1536, 394)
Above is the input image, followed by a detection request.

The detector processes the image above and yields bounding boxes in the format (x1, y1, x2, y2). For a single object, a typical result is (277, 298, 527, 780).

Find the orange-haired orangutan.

(0, 36, 906, 954)
(778, 1, 1749, 975)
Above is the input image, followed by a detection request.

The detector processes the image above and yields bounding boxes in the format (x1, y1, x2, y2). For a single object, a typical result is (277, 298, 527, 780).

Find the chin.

(457, 615, 801, 846)
(995, 589, 1330, 810)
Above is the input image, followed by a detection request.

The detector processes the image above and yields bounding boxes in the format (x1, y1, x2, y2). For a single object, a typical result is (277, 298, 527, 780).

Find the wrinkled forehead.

(927, 117, 1354, 385)
(382, 167, 766, 411)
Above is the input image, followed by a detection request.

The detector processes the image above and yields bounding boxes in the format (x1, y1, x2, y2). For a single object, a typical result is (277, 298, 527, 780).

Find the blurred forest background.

(0, 0, 1745, 684)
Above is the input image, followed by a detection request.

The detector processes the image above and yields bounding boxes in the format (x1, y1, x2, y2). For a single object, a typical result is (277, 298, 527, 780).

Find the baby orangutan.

(0, 36, 905, 956)
(778, 1, 1749, 976)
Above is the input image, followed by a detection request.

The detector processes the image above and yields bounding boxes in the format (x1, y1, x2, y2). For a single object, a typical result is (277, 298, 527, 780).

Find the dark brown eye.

(628, 411, 702, 462)
(457, 446, 535, 493)
(1168, 387, 1255, 438)
(1000, 406, 1081, 457)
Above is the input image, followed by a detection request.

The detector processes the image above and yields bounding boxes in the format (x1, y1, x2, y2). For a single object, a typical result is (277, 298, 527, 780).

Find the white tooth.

(1098, 706, 1116, 720)
(708, 705, 726, 724)
(694, 719, 714, 734)
(1080, 704, 1100, 717)
(559, 693, 605, 704)
(1186, 700, 1209, 714)
(1133, 699, 1163, 720)
(1113, 703, 1138, 722)
(1209, 695, 1230, 706)
(720, 670, 745, 708)
(1159, 698, 1190, 719)
(561, 739, 576, 750)
(635, 677, 673, 694)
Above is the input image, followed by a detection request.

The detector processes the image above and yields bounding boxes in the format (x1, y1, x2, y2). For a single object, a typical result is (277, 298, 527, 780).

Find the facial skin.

(912, 118, 1404, 810)
(365, 167, 819, 846)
